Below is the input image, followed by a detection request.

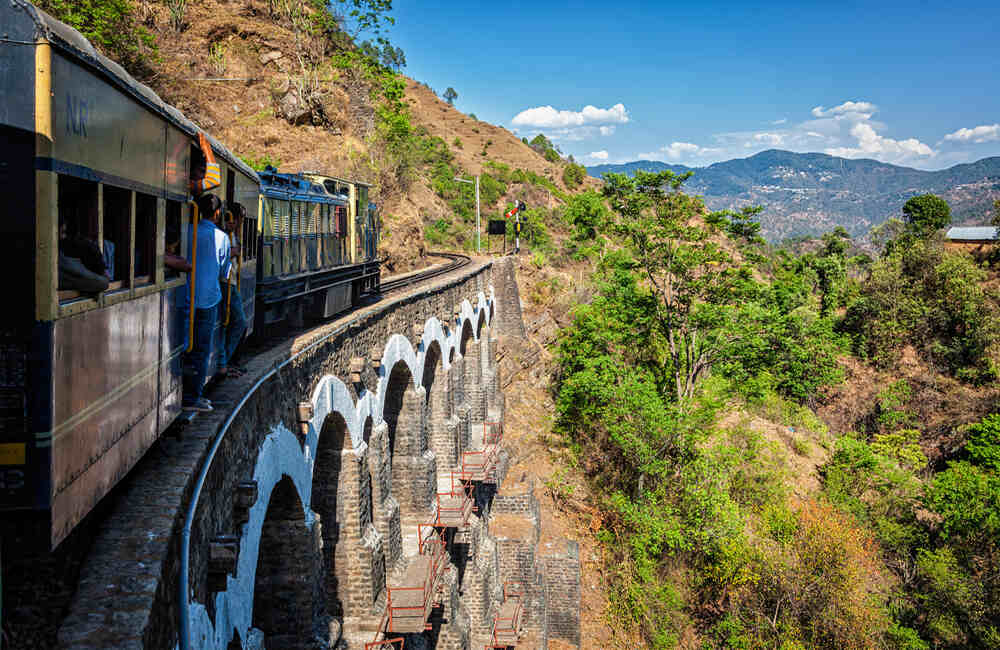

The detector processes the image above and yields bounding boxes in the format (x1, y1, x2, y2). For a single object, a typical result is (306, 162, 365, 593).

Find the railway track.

(379, 252, 471, 294)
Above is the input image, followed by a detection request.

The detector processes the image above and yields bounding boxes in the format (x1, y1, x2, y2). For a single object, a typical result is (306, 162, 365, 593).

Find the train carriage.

(256, 167, 381, 329)
(0, 0, 260, 547)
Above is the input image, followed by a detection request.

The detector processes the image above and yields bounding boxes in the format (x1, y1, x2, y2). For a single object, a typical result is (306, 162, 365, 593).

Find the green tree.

(599, 171, 757, 402)
(902, 194, 952, 235)
(443, 87, 458, 105)
(36, 0, 155, 74)
(562, 162, 586, 188)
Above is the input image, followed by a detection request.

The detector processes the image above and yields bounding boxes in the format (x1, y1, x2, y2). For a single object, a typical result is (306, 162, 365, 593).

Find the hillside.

(589, 150, 1000, 241)
(92, 0, 585, 271)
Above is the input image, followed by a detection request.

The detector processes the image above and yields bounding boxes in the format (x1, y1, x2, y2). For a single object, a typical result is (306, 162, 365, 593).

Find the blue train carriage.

(256, 168, 381, 329)
(0, 0, 261, 548)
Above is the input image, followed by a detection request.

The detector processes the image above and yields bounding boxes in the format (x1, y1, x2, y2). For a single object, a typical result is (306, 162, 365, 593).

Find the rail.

(379, 252, 470, 294)
(365, 637, 404, 650)
(178, 257, 471, 649)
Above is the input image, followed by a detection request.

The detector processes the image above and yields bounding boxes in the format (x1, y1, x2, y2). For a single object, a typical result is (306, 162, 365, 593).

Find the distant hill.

(588, 150, 1000, 241)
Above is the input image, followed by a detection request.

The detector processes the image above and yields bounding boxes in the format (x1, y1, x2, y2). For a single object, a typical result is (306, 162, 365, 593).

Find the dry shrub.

(741, 499, 889, 649)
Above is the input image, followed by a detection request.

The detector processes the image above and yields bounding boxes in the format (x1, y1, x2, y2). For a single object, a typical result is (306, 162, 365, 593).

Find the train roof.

(301, 171, 373, 188)
(7, 0, 259, 184)
(259, 167, 349, 204)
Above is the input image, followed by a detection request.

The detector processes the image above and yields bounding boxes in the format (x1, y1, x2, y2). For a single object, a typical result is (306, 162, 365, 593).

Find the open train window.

(165, 200, 183, 280)
(102, 185, 131, 289)
(133, 192, 157, 286)
(57, 175, 103, 301)
(241, 216, 257, 261)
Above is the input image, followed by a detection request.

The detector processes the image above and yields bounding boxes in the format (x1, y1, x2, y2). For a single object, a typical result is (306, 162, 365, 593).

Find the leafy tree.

(36, 0, 155, 74)
(359, 38, 406, 70)
(562, 162, 586, 188)
(902, 194, 952, 235)
(841, 236, 999, 380)
(529, 134, 562, 163)
(599, 171, 760, 402)
(443, 87, 458, 105)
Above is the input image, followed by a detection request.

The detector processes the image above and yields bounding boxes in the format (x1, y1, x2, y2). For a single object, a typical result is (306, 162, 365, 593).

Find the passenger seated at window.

(59, 218, 109, 294)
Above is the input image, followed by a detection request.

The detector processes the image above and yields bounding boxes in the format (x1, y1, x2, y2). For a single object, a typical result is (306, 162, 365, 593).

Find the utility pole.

(454, 175, 481, 254)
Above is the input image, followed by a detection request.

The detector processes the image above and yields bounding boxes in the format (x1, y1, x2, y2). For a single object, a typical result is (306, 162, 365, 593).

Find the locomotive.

(0, 0, 381, 548)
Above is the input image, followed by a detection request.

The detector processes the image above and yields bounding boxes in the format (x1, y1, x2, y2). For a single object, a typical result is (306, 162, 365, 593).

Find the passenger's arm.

(165, 253, 191, 273)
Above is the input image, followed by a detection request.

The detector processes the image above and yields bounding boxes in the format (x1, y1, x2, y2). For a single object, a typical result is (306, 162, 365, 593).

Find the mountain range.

(587, 150, 1000, 242)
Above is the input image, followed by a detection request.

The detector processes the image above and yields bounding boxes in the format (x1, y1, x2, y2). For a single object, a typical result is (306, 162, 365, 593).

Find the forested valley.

(548, 173, 1000, 648)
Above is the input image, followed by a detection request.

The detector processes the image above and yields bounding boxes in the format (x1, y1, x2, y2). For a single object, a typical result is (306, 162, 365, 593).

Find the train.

(0, 0, 381, 548)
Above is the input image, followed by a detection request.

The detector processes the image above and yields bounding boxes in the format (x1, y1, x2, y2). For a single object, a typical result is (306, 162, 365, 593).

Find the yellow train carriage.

(0, 0, 260, 547)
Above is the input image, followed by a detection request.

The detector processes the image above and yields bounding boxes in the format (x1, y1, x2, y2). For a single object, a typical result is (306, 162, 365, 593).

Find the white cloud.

(943, 124, 1000, 144)
(811, 101, 877, 119)
(806, 131, 824, 138)
(511, 102, 629, 128)
(753, 132, 784, 146)
(588, 150, 609, 160)
(599, 125, 616, 136)
(825, 122, 935, 162)
(771, 118, 788, 125)
(637, 141, 722, 163)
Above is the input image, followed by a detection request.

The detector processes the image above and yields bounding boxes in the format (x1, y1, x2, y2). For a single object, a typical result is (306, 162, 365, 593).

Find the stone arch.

(311, 412, 352, 617)
(476, 308, 486, 341)
(383, 360, 415, 463)
(252, 474, 316, 648)
(459, 318, 474, 356)
(421, 339, 443, 404)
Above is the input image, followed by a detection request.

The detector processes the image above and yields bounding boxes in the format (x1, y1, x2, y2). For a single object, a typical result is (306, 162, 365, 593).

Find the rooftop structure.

(946, 226, 999, 242)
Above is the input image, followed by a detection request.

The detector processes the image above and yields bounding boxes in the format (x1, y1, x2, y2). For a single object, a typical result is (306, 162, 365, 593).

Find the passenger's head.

(225, 203, 246, 232)
(189, 150, 207, 194)
(196, 194, 223, 224)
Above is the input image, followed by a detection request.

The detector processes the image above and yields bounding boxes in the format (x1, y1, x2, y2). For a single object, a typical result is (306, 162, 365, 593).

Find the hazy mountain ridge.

(588, 150, 1000, 241)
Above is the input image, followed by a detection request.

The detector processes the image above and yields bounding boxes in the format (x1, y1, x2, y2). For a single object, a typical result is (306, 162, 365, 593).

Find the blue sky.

(386, 1, 1000, 170)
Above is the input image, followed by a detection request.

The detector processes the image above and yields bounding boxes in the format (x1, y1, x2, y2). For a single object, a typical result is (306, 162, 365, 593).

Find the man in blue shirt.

(181, 193, 231, 412)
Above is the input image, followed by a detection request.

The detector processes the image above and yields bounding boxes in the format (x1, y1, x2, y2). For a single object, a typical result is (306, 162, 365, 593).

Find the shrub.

(37, 0, 156, 73)
(562, 162, 587, 188)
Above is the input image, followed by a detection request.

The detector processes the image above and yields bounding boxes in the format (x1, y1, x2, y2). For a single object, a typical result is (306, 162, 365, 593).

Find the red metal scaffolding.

(488, 581, 525, 649)
(384, 525, 448, 634)
(461, 420, 503, 483)
(435, 471, 477, 527)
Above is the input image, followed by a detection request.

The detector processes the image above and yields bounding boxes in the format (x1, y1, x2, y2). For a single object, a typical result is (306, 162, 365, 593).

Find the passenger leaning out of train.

(180, 193, 231, 412)
(217, 202, 248, 380)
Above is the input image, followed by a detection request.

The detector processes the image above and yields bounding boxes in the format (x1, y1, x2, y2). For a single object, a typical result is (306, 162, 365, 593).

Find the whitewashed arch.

(183, 284, 497, 649)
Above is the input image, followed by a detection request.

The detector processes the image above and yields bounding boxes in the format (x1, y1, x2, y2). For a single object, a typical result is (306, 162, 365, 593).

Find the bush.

(562, 162, 587, 188)
(37, 0, 156, 74)
(841, 237, 1000, 381)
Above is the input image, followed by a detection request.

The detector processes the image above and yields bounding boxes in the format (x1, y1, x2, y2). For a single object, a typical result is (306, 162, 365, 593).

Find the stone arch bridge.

(57, 258, 581, 650)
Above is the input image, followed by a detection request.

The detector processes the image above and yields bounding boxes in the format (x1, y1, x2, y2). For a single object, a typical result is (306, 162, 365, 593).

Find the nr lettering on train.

(0, 0, 381, 549)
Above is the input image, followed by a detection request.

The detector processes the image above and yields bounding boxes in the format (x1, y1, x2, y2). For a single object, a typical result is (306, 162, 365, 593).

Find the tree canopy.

(902, 193, 952, 234)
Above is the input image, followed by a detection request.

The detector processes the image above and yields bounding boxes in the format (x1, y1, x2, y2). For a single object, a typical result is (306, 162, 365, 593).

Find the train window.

(275, 200, 288, 238)
(133, 192, 157, 286)
(242, 217, 257, 261)
(102, 186, 131, 288)
(57, 175, 102, 301)
(165, 200, 182, 280)
(334, 205, 347, 238)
